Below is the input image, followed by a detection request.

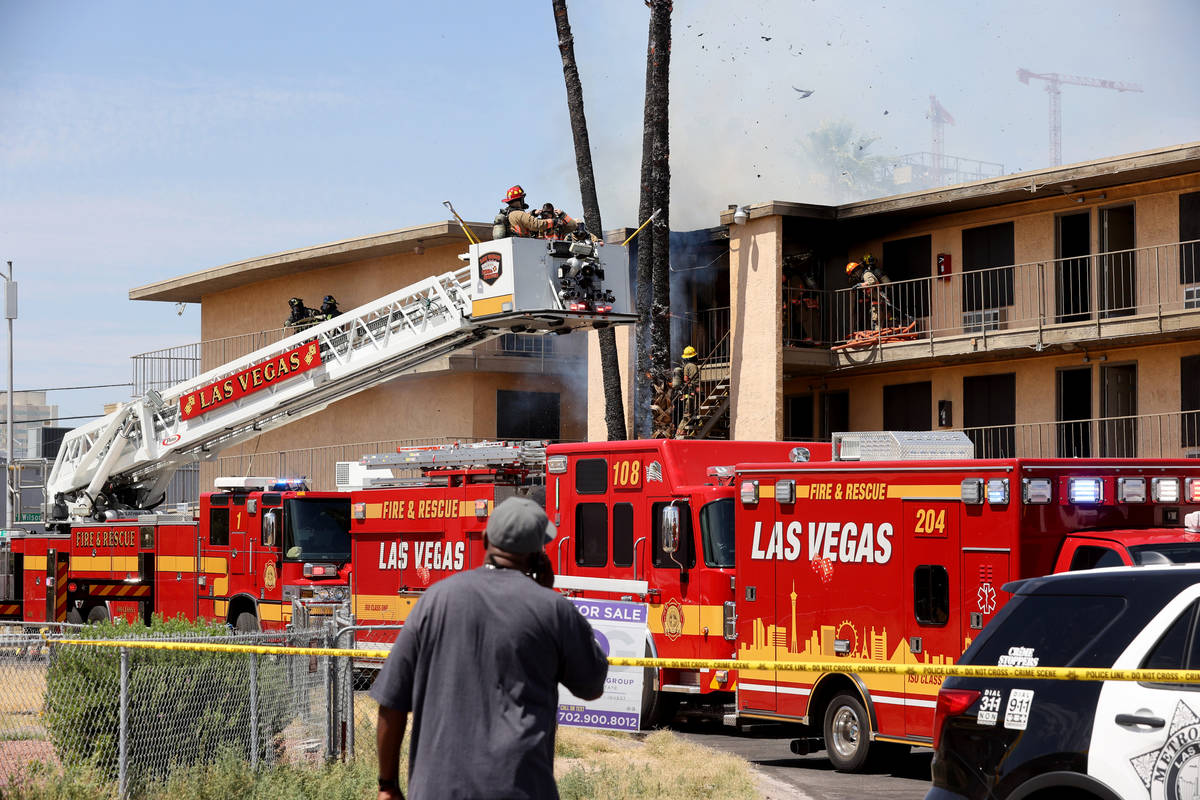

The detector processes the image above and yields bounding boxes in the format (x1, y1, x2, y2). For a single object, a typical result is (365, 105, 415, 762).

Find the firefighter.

(492, 185, 559, 239)
(673, 345, 701, 438)
(319, 295, 341, 320)
(846, 254, 889, 330)
(285, 297, 318, 330)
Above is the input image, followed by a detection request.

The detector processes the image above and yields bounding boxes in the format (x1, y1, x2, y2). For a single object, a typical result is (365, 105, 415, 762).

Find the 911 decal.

(1003, 688, 1034, 730)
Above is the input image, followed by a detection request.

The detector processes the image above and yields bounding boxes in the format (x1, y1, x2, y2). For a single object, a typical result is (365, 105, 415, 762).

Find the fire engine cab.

(1, 478, 350, 630)
(731, 431, 1200, 771)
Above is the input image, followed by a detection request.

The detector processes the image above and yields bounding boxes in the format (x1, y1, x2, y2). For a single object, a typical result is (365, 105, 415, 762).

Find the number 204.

(914, 507, 947, 535)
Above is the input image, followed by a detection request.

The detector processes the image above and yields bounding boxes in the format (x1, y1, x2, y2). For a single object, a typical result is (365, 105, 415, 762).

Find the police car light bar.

(1153, 477, 1180, 503)
(1068, 478, 1103, 504)
(1118, 477, 1147, 503)
(1022, 478, 1053, 504)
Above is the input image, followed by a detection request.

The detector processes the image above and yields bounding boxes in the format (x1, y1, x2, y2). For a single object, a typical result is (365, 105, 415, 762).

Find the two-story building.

(630, 142, 1199, 459)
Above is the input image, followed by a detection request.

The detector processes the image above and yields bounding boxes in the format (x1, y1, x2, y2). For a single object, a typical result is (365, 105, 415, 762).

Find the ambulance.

(731, 431, 1200, 771)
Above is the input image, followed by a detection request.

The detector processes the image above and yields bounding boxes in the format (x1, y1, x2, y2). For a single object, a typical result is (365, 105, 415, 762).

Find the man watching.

(372, 496, 609, 799)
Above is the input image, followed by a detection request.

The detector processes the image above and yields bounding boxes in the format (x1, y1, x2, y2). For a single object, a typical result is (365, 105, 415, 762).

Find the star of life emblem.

(977, 582, 997, 615)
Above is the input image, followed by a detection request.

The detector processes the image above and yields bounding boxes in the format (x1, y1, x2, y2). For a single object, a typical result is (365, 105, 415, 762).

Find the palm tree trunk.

(646, 0, 673, 438)
(552, 0, 626, 440)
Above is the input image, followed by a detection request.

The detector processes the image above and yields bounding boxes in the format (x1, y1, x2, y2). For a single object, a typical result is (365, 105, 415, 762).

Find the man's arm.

(507, 209, 553, 234)
(376, 705, 408, 800)
(558, 603, 610, 701)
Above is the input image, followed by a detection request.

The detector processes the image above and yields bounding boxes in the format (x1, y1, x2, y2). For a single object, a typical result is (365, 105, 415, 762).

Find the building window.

(962, 222, 1015, 314)
(785, 395, 814, 440)
(818, 390, 850, 440)
(575, 459, 607, 495)
(1183, 355, 1200, 448)
(612, 503, 634, 567)
(963, 373, 1015, 458)
(575, 503, 608, 567)
(209, 508, 229, 546)
(913, 565, 949, 626)
(1181, 192, 1200, 285)
(1057, 367, 1092, 458)
(880, 235, 931, 319)
(496, 390, 560, 440)
(883, 381, 931, 431)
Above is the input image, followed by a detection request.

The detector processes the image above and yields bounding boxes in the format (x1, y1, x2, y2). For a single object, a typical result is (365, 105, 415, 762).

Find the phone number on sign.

(556, 709, 638, 730)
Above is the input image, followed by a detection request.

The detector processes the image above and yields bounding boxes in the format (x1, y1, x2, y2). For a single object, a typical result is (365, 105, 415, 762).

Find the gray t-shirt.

(371, 565, 609, 800)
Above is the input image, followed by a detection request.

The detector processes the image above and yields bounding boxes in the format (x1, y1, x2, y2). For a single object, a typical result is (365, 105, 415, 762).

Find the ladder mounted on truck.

(48, 237, 633, 521)
(338, 440, 548, 491)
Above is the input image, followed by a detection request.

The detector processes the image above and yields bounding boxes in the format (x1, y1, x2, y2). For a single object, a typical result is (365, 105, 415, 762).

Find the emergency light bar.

(960, 479, 984, 504)
(1067, 478, 1103, 504)
(1187, 478, 1200, 504)
(1022, 478, 1053, 504)
(740, 480, 759, 504)
(986, 479, 1009, 505)
(775, 480, 796, 504)
(1118, 477, 1147, 503)
(1153, 477, 1180, 503)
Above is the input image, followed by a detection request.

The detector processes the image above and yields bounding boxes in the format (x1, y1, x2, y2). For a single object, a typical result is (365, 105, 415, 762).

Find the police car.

(928, 560, 1200, 800)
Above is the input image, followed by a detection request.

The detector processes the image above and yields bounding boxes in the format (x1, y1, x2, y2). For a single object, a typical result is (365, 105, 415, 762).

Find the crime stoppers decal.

(1132, 700, 1200, 800)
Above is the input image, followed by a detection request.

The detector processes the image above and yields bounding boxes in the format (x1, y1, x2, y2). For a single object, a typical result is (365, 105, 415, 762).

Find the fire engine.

(0, 237, 634, 630)
(730, 430, 1200, 771)
(340, 437, 831, 724)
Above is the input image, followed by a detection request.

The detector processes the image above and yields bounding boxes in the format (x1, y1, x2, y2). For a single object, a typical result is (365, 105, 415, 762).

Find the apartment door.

(1056, 367, 1092, 457)
(1100, 204, 1136, 318)
(1100, 364, 1137, 457)
(1056, 212, 1091, 322)
(883, 382, 932, 431)
(963, 373, 1015, 457)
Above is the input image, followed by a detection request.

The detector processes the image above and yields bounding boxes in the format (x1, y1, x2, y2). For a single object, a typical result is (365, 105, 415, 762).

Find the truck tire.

(66, 608, 83, 625)
(86, 605, 109, 624)
(823, 691, 871, 772)
(235, 612, 260, 633)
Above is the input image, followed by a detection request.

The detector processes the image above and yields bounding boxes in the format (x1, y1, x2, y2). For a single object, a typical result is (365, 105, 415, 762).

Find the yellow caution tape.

(47, 640, 1200, 684)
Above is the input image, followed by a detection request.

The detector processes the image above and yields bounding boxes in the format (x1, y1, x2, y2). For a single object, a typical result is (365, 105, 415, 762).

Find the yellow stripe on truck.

(471, 294, 514, 318)
(887, 484, 961, 499)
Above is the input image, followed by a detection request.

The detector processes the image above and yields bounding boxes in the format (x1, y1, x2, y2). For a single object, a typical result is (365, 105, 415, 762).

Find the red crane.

(1017, 68, 1143, 166)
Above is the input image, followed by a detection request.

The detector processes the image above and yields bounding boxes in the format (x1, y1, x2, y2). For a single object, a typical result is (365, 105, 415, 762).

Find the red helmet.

(503, 185, 526, 204)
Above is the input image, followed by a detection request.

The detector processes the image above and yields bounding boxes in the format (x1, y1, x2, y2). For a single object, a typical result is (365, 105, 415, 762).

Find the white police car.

(928, 561, 1200, 800)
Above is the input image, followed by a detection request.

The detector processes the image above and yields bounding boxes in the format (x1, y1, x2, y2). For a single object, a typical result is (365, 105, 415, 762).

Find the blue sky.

(2, 0, 1197, 421)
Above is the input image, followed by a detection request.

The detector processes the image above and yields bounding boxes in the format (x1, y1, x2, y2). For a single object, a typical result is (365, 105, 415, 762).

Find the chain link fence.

(0, 615, 398, 797)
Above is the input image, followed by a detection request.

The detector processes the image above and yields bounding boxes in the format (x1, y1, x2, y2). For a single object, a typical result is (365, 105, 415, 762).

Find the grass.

(0, 715, 762, 799)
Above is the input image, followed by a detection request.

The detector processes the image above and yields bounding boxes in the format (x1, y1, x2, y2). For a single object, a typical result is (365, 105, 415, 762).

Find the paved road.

(675, 720, 933, 800)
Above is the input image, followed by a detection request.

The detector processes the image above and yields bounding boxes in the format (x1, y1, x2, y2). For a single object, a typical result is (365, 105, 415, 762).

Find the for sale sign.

(558, 598, 647, 733)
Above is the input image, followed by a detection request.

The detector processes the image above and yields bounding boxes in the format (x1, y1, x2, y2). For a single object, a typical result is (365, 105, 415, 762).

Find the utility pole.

(3, 262, 15, 531)
(1017, 69, 1143, 166)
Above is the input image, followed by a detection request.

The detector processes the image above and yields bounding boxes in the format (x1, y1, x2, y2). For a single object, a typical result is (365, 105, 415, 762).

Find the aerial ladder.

(46, 236, 633, 523)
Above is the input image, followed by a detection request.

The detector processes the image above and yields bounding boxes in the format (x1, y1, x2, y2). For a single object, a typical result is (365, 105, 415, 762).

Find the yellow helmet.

(682, 346, 697, 359)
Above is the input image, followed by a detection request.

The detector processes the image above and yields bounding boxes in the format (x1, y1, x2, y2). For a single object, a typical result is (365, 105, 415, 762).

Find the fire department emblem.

(263, 561, 277, 590)
(977, 582, 997, 615)
(661, 599, 684, 641)
(1132, 700, 1200, 799)
(478, 252, 503, 286)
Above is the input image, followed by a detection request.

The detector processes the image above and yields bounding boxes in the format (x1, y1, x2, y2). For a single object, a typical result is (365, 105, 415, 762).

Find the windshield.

(283, 498, 351, 562)
(700, 498, 735, 568)
(1130, 543, 1200, 565)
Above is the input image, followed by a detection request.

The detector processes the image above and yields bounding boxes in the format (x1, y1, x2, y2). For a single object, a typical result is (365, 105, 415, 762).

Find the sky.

(2, 0, 1198, 423)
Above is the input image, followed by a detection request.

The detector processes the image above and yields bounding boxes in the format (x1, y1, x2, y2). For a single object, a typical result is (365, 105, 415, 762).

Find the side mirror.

(661, 506, 680, 554)
(262, 509, 279, 548)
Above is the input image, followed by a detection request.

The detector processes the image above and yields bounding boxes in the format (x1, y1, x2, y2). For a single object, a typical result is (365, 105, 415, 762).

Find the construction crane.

(1017, 68, 1143, 166)
(927, 95, 955, 181)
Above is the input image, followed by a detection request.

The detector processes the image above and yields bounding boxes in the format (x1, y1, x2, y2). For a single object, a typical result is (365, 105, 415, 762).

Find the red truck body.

(732, 448, 1200, 768)
(0, 482, 350, 630)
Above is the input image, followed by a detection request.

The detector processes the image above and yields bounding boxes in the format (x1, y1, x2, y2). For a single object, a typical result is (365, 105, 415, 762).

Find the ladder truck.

(0, 236, 634, 629)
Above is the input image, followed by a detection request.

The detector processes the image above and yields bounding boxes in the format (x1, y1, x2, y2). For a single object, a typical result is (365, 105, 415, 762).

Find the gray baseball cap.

(486, 497, 556, 554)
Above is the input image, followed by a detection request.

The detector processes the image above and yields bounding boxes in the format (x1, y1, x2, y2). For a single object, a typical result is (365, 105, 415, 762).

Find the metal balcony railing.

(816, 238, 1200, 352)
(954, 410, 1200, 460)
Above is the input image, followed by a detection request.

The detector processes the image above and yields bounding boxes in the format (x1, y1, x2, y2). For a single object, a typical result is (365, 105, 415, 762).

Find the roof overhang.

(720, 141, 1200, 227)
(130, 220, 491, 304)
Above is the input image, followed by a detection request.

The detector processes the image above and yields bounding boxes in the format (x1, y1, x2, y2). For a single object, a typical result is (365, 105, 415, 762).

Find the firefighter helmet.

(845, 261, 861, 276)
(289, 297, 304, 307)
(503, 185, 527, 204)
(682, 346, 697, 359)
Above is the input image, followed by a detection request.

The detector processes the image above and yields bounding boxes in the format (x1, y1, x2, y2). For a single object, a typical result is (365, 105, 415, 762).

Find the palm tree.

(803, 119, 889, 203)
(552, 0, 626, 440)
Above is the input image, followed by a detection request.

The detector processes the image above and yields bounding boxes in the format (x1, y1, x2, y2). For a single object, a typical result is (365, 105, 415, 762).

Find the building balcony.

(783, 238, 1200, 370)
(954, 410, 1200, 460)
